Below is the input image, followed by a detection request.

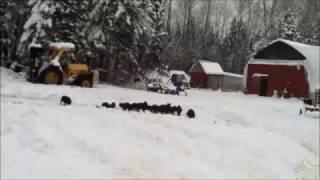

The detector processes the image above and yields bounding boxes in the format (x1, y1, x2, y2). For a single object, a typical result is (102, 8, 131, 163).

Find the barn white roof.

(246, 39, 319, 92)
(278, 39, 319, 91)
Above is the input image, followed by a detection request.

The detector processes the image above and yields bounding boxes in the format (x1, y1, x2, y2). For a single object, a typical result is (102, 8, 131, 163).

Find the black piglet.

(186, 109, 195, 118)
(60, 96, 72, 106)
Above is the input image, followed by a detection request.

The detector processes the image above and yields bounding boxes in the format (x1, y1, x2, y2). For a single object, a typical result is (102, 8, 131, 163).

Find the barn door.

(259, 79, 268, 96)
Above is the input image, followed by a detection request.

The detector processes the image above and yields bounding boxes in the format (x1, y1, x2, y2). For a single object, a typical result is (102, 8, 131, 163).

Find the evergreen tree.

(311, 20, 320, 46)
(87, 0, 167, 84)
(139, 0, 167, 73)
(301, 20, 320, 46)
(298, 0, 320, 46)
(50, 0, 90, 49)
(87, 0, 144, 83)
(0, 0, 29, 64)
(0, 0, 11, 65)
(280, 12, 300, 41)
(18, 0, 91, 62)
(18, 0, 57, 57)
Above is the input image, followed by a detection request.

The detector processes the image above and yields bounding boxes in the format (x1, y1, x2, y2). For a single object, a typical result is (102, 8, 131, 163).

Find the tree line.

(164, 0, 319, 74)
(0, 0, 319, 85)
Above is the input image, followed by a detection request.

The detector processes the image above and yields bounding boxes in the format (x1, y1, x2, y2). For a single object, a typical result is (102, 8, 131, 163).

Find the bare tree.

(179, 0, 196, 48)
(264, 0, 279, 37)
(166, 0, 172, 36)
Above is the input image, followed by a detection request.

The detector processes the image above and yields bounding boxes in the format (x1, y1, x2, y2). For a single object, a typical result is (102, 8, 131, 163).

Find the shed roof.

(223, 72, 243, 78)
(197, 60, 224, 75)
(190, 60, 243, 78)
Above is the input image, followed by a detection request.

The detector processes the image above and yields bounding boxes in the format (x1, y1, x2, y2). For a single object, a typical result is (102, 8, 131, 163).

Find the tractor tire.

(80, 79, 92, 88)
(38, 66, 63, 85)
(73, 73, 93, 88)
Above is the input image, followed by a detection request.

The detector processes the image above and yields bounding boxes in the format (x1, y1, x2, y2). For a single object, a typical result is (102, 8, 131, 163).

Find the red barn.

(189, 60, 223, 88)
(189, 60, 243, 91)
(244, 39, 319, 98)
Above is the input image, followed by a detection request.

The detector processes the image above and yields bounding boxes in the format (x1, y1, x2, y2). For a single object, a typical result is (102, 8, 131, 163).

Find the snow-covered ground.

(1, 67, 319, 179)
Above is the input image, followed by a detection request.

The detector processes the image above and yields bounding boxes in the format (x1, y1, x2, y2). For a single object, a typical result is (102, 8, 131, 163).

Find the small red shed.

(189, 60, 223, 88)
(244, 39, 319, 98)
(189, 60, 243, 91)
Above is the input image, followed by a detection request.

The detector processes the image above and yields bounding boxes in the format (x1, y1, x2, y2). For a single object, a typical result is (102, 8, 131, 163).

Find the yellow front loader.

(27, 42, 98, 87)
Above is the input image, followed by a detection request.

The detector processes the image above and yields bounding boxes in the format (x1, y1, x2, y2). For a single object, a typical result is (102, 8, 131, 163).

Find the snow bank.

(1, 67, 319, 179)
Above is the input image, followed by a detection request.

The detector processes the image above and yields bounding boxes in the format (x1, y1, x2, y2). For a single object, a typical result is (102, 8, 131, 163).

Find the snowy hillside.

(1, 67, 319, 179)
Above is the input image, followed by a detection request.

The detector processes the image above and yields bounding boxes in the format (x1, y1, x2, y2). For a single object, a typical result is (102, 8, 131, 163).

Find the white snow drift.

(1, 67, 319, 179)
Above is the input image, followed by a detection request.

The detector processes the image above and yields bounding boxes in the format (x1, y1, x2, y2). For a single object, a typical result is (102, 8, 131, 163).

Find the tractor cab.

(27, 42, 98, 87)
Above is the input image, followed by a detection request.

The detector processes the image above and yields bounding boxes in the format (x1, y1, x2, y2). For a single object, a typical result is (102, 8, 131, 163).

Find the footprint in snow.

(1, 125, 13, 136)
(31, 138, 52, 153)
(12, 101, 22, 104)
(214, 111, 250, 127)
(22, 109, 38, 117)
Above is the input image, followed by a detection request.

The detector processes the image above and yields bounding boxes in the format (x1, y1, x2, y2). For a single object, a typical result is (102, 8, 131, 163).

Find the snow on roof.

(277, 39, 310, 48)
(169, 70, 190, 82)
(169, 70, 186, 75)
(146, 70, 190, 86)
(29, 43, 42, 49)
(190, 60, 242, 78)
(49, 42, 75, 49)
(252, 73, 269, 77)
(223, 72, 243, 78)
(278, 39, 319, 91)
(247, 39, 319, 92)
(198, 60, 224, 75)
